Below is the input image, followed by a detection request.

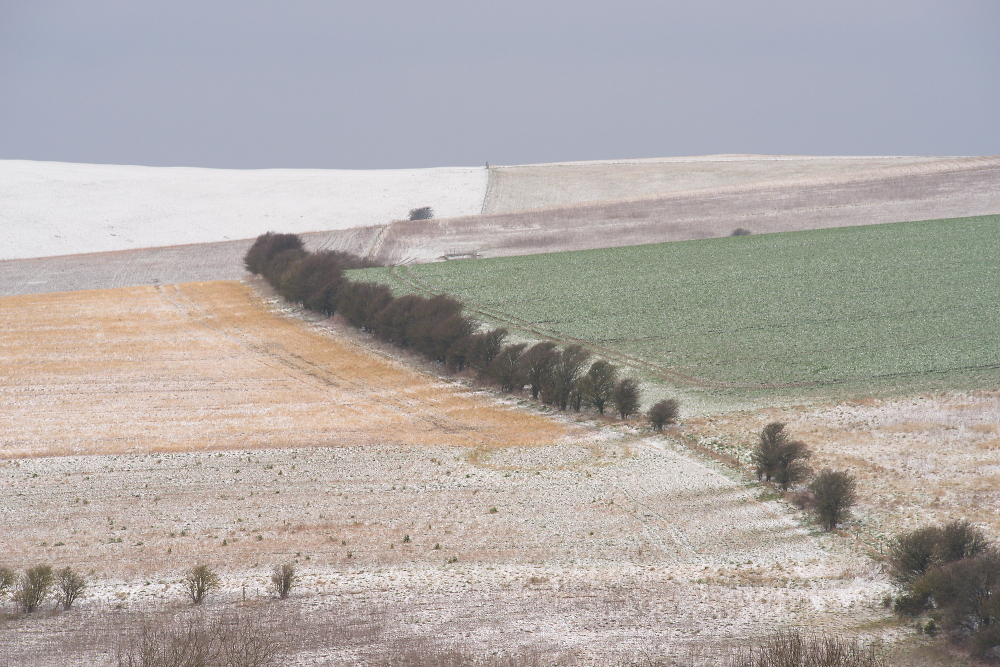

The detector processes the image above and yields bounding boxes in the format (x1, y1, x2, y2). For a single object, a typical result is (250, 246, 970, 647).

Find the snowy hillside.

(0, 160, 488, 260)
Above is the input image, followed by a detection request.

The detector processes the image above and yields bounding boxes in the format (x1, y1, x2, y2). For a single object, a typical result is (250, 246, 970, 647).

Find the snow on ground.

(0, 160, 488, 260)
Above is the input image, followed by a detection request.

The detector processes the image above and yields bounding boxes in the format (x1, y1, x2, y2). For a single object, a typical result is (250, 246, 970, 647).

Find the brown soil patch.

(0, 281, 568, 458)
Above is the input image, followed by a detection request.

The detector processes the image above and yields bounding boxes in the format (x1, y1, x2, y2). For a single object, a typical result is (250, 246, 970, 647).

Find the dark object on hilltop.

(809, 469, 857, 531)
(731, 228, 752, 236)
(648, 399, 680, 431)
(752, 422, 812, 490)
(409, 207, 434, 221)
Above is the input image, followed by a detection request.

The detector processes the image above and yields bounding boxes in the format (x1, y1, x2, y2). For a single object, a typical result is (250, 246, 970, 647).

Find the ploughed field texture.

(0, 281, 568, 458)
(356, 215, 1000, 393)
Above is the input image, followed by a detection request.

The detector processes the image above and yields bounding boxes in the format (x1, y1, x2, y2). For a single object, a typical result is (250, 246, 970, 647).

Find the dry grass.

(682, 391, 1000, 547)
(0, 281, 569, 458)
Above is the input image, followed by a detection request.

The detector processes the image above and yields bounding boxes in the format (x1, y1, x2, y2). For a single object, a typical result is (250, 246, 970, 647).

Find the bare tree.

(752, 422, 787, 482)
(809, 470, 857, 531)
(647, 399, 680, 431)
(584, 360, 618, 415)
(548, 344, 591, 410)
(611, 378, 641, 419)
(488, 343, 526, 392)
(13, 564, 53, 613)
(773, 440, 812, 491)
(518, 341, 558, 399)
(271, 563, 296, 600)
(186, 565, 220, 605)
(56, 566, 87, 610)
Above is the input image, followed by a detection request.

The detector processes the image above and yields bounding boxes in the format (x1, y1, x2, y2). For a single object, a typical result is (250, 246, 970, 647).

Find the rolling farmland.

(355, 215, 1000, 396)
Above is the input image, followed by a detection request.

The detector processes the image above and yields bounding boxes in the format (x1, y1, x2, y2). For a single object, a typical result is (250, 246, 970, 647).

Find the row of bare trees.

(0, 563, 296, 614)
(245, 233, 681, 426)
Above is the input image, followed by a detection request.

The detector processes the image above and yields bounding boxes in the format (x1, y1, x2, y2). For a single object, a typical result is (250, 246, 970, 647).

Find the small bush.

(729, 630, 884, 667)
(408, 207, 433, 221)
(13, 564, 53, 613)
(809, 469, 857, 531)
(611, 378, 641, 419)
(647, 399, 680, 431)
(730, 228, 752, 236)
(56, 566, 87, 610)
(751, 423, 812, 489)
(889, 525, 945, 584)
(114, 611, 276, 667)
(271, 563, 295, 600)
(185, 564, 220, 605)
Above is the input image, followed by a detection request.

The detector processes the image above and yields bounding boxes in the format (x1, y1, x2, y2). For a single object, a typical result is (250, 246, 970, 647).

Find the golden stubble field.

(0, 281, 569, 458)
(0, 281, 901, 665)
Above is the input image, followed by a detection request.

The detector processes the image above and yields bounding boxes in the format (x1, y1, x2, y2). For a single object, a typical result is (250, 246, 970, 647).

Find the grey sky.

(1, 1, 997, 169)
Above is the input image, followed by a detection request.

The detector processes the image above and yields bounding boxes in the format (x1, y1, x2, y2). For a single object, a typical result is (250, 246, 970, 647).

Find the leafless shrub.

(270, 563, 295, 600)
(730, 228, 752, 236)
(808, 470, 857, 531)
(751, 423, 812, 490)
(729, 630, 885, 667)
(611, 378, 641, 419)
(488, 343, 527, 392)
(114, 611, 277, 667)
(13, 564, 53, 613)
(519, 341, 558, 400)
(585, 360, 619, 415)
(185, 565, 220, 605)
(647, 399, 680, 431)
(56, 566, 87, 610)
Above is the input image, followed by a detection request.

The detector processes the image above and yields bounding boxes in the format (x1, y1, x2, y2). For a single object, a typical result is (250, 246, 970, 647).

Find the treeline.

(245, 233, 680, 425)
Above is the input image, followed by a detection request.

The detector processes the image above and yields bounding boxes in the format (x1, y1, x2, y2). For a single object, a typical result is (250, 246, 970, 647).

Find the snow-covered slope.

(0, 160, 488, 260)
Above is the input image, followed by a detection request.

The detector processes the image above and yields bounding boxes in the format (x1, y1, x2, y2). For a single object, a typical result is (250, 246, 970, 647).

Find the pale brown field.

(683, 392, 1000, 549)
(0, 281, 569, 458)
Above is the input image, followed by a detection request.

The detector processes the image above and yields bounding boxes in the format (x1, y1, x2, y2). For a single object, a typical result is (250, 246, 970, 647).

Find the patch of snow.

(0, 160, 488, 260)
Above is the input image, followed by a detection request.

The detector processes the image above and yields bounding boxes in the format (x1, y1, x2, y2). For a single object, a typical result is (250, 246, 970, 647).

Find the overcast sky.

(1, 1, 998, 169)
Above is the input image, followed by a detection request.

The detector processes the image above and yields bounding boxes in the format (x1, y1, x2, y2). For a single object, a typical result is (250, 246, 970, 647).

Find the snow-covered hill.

(0, 160, 488, 260)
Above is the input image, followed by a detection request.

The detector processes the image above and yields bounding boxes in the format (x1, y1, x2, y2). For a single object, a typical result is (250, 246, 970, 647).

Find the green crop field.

(352, 215, 1000, 397)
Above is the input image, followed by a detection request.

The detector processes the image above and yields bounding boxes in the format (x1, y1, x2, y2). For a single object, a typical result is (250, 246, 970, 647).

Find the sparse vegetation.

(0, 565, 14, 599)
(114, 611, 276, 667)
(186, 564, 220, 605)
(271, 563, 295, 600)
(729, 630, 884, 667)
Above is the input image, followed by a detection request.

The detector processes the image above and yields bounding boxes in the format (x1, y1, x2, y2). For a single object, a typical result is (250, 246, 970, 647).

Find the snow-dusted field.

(0, 278, 895, 665)
(0, 160, 488, 260)
(482, 154, 945, 214)
(369, 156, 1000, 264)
